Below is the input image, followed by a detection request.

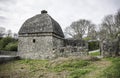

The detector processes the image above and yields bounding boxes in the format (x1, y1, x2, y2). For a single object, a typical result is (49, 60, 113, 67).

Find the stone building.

(18, 10, 64, 59)
(18, 10, 88, 59)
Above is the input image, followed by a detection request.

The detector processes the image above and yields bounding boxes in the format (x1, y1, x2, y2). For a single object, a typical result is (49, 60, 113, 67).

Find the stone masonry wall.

(18, 35, 88, 59)
(18, 36, 54, 59)
(0, 51, 17, 56)
(53, 46, 88, 58)
(53, 36, 64, 48)
(101, 38, 120, 57)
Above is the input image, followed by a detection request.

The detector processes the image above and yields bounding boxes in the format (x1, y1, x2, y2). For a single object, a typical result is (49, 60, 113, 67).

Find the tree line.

(0, 27, 18, 39)
(64, 9, 120, 41)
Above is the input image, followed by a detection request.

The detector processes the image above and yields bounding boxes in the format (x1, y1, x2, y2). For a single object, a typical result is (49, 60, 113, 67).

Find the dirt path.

(81, 59, 111, 78)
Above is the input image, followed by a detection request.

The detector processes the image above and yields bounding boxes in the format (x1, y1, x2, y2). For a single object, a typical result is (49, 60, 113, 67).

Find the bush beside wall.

(0, 37, 18, 51)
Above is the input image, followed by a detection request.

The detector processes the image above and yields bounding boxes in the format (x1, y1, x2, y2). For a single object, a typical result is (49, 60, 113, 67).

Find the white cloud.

(0, 0, 120, 33)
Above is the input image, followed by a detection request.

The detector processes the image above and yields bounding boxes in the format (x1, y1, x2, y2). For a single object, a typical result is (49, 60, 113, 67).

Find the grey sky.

(0, 0, 120, 33)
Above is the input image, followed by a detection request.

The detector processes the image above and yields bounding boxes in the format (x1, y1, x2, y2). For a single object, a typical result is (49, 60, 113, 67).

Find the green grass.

(48, 57, 96, 78)
(0, 57, 95, 78)
(99, 57, 120, 78)
(18, 59, 48, 72)
(89, 51, 100, 56)
(69, 69, 90, 78)
(50, 60, 90, 71)
(0, 59, 49, 78)
(0, 56, 114, 78)
(50, 60, 90, 72)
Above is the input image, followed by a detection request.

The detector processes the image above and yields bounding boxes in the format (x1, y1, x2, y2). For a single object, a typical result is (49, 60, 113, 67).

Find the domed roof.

(19, 10, 64, 38)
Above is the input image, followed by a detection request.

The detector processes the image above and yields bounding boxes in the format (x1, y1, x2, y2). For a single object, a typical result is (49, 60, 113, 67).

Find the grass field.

(0, 56, 120, 78)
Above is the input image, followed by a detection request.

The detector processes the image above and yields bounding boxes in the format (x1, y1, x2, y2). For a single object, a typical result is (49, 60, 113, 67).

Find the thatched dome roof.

(19, 10, 64, 38)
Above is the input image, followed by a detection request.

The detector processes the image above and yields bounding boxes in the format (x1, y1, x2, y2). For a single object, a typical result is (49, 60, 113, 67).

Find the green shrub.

(0, 37, 2, 40)
(88, 41, 99, 51)
(4, 42, 18, 51)
(0, 37, 18, 50)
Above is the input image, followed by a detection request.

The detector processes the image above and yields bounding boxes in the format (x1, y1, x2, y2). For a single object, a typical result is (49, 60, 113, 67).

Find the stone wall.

(53, 46, 88, 58)
(52, 39, 88, 58)
(18, 33, 88, 59)
(18, 33, 64, 59)
(0, 51, 17, 56)
(0, 51, 18, 64)
(53, 36, 64, 48)
(101, 37, 120, 57)
(18, 36, 54, 59)
(0, 55, 19, 64)
(64, 39, 87, 47)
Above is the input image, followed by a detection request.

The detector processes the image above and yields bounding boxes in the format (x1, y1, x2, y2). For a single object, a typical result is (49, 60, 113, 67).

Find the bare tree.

(65, 19, 95, 39)
(100, 15, 116, 40)
(98, 9, 120, 41)
(115, 9, 120, 35)
(87, 24, 97, 40)
(64, 26, 75, 38)
(0, 27, 5, 38)
(98, 25, 108, 41)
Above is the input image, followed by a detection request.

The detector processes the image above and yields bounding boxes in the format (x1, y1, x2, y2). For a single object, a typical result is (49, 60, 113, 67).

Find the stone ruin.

(101, 34, 120, 57)
(53, 39, 88, 58)
(18, 10, 88, 59)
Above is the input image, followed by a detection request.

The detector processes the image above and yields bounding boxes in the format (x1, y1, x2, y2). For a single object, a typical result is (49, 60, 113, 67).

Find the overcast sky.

(0, 0, 120, 33)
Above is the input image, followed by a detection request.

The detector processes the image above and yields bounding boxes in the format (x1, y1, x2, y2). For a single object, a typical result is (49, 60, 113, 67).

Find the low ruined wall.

(0, 56, 19, 64)
(0, 51, 17, 56)
(0, 51, 19, 64)
(53, 46, 88, 58)
(101, 39, 120, 57)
